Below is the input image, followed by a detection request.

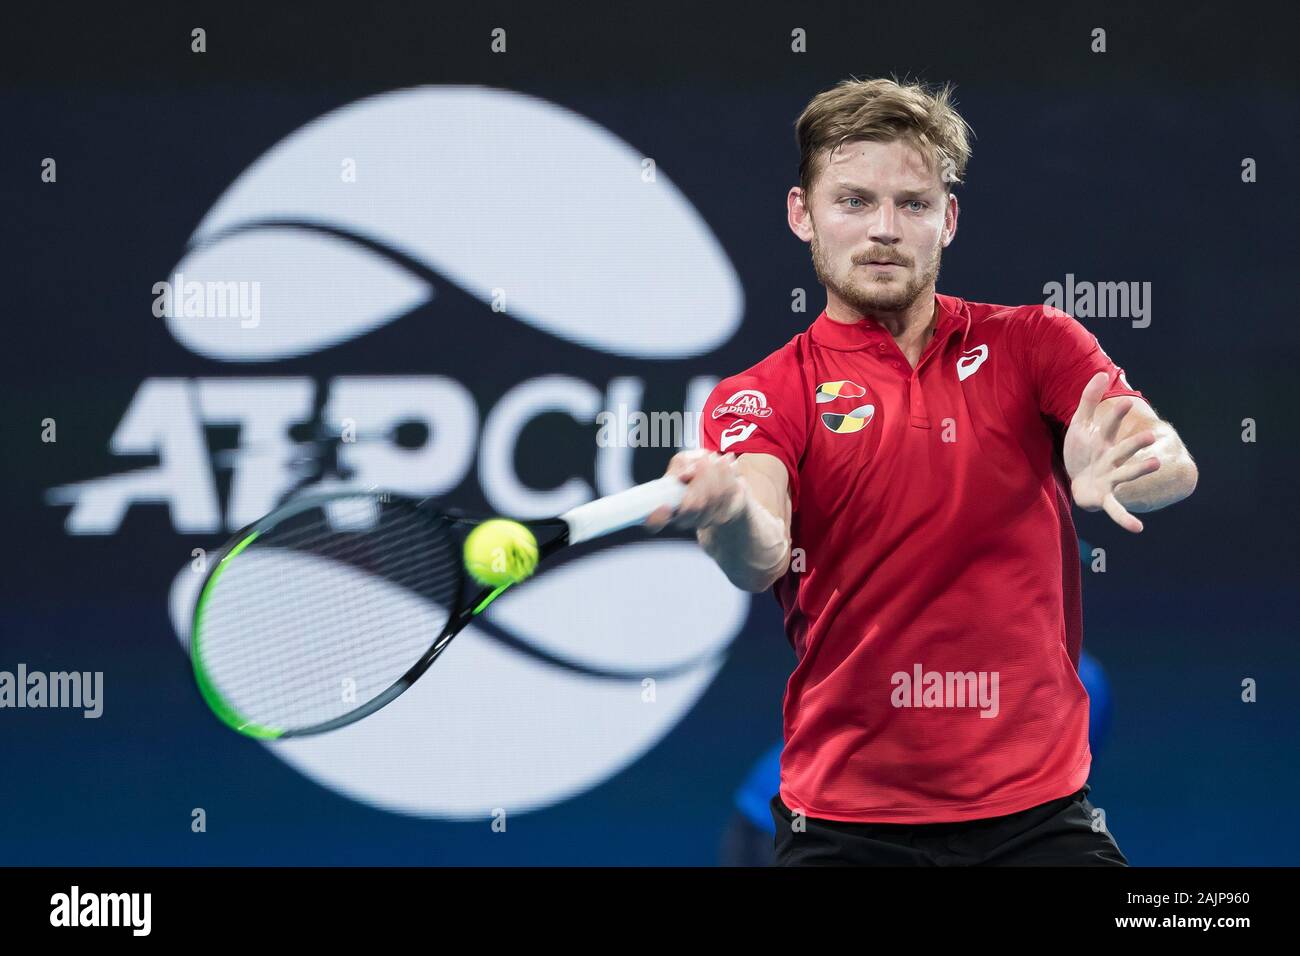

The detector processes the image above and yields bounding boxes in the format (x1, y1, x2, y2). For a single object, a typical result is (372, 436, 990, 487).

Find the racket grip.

(560, 475, 687, 545)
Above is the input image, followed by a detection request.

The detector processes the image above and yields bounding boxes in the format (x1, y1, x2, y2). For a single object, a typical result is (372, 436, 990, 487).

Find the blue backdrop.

(2, 3, 1297, 865)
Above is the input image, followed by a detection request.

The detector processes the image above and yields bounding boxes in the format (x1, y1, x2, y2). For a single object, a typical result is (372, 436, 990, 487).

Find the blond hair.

(796, 76, 974, 198)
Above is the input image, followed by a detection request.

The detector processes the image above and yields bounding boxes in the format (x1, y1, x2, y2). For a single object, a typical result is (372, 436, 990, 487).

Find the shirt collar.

(810, 292, 971, 352)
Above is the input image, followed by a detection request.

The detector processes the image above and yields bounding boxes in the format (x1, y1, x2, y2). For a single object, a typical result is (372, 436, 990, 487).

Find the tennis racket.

(187, 476, 687, 739)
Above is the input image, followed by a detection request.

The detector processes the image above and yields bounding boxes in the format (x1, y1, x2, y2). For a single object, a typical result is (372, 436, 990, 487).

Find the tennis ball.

(463, 519, 539, 587)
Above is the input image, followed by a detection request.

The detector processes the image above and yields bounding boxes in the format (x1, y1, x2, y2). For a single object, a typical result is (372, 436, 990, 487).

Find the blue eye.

(905, 200, 928, 212)
(844, 197, 864, 208)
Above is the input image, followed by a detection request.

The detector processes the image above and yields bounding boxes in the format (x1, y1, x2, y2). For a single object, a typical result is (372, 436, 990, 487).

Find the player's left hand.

(1063, 372, 1161, 533)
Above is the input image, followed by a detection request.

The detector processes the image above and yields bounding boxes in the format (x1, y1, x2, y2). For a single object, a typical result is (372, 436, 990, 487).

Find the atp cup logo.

(54, 87, 751, 819)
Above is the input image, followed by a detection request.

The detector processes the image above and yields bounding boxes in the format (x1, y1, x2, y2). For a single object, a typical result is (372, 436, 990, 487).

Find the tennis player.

(646, 77, 1197, 866)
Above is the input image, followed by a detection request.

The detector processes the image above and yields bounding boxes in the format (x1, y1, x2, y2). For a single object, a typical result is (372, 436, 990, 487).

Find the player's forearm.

(1113, 425, 1198, 513)
(696, 492, 791, 593)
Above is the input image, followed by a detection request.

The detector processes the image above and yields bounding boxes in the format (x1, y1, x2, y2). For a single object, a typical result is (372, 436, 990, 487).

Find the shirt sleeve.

(698, 356, 808, 511)
(1024, 305, 1147, 426)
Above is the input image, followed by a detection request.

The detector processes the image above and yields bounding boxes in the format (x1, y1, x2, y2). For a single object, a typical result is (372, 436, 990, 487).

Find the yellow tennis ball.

(463, 519, 539, 587)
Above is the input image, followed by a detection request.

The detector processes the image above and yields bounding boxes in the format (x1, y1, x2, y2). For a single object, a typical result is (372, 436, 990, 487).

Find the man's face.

(790, 139, 957, 315)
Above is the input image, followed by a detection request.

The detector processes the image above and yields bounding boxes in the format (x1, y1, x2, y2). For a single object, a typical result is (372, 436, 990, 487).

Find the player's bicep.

(735, 452, 792, 538)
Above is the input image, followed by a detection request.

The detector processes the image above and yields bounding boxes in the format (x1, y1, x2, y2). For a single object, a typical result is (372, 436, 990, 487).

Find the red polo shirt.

(699, 293, 1145, 823)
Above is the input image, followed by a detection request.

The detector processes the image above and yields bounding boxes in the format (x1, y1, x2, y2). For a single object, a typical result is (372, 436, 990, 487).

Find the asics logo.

(719, 420, 758, 450)
(957, 344, 989, 382)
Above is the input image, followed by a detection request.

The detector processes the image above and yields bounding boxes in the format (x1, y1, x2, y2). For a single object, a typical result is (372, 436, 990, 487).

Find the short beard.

(811, 232, 942, 315)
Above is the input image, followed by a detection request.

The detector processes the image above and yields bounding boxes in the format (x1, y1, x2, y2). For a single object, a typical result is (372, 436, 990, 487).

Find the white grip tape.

(560, 475, 688, 545)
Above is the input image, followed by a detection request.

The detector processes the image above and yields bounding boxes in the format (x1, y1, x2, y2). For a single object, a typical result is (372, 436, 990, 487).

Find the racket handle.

(560, 475, 687, 545)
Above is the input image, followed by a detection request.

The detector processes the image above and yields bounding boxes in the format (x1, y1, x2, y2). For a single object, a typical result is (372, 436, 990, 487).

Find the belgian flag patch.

(815, 380, 867, 403)
(821, 404, 875, 433)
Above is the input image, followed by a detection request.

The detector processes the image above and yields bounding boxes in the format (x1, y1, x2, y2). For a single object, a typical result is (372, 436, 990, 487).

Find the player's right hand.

(645, 450, 747, 533)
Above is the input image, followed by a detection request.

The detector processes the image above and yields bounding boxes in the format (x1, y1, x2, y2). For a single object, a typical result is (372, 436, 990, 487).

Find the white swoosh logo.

(720, 421, 757, 450)
(167, 87, 743, 361)
(170, 541, 746, 818)
(957, 344, 989, 381)
(158, 86, 749, 821)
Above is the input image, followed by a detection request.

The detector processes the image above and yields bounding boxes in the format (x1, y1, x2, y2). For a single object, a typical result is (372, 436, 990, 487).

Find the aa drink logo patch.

(711, 388, 773, 419)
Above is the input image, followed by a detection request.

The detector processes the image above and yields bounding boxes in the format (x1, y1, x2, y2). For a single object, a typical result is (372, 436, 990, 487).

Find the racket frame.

(189, 490, 569, 739)
(189, 474, 685, 738)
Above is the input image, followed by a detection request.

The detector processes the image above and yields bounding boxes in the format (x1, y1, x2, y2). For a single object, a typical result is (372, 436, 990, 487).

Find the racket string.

(194, 497, 463, 732)
(204, 519, 455, 673)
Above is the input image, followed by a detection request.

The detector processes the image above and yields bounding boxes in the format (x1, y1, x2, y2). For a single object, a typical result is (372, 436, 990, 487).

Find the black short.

(770, 785, 1128, 866)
